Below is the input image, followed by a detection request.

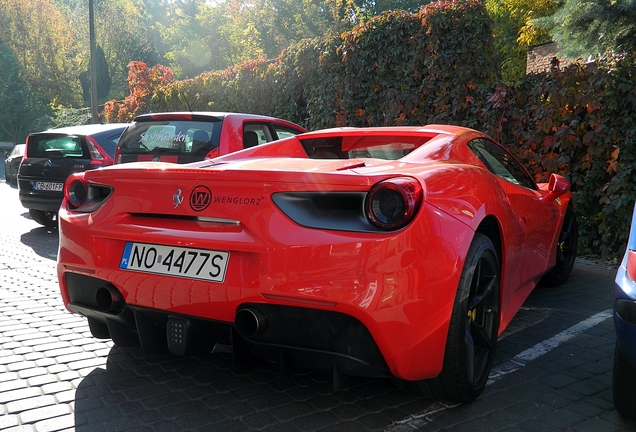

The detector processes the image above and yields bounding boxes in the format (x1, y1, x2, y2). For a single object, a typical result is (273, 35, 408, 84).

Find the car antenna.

(180, 90, 194, 112)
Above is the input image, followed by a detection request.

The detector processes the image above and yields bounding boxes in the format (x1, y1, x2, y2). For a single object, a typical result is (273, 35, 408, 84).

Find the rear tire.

(29, 209, 58, 228)
(399, 233, 500, 403)
(542, 206, 577, 287)
(613, 342, 636, 419)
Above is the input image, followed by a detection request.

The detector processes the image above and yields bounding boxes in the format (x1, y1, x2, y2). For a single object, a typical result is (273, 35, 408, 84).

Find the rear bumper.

(19, 195, 62, 212)
(18, 180, 63, 211)
(57, 202, 474, 381)
(64, 272, 391, 377)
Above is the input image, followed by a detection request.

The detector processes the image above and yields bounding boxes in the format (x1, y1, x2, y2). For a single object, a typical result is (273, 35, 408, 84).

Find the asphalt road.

(1, 165, 635, 431)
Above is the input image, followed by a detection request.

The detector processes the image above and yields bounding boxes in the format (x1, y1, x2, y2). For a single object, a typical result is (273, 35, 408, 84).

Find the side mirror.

(544, 173, 570, 201)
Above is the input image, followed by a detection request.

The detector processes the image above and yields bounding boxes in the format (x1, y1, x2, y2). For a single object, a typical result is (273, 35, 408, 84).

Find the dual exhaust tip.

(95, 284, 124, 313)
(93, 285, 267, 340)
(235, 307, 268, 339)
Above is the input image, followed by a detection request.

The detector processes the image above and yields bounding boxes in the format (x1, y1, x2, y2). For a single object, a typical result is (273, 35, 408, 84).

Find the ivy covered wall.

(104, 0, 636, 258)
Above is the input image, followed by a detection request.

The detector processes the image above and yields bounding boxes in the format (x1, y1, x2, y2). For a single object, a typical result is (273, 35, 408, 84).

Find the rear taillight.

(63, 172, 112, 212)
(64, 173, 88, 209)
(365, 177, 423, 230)
(627, 250, 636, 282)
(114, 142, 125, 164)
(86, 136, 114, 167)
(21, 136, 32, 162)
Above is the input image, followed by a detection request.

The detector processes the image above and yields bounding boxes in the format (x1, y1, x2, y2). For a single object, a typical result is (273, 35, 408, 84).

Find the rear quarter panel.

(414, 163, 532, 332)
(219, 115, 306, 155)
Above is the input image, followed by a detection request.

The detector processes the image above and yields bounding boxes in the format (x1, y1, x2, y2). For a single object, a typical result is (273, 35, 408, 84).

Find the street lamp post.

(89, 0, 99, 123)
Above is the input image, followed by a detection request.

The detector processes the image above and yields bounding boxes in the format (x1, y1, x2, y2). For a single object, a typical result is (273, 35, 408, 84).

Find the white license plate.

(120, 242, 229, 282)
(33, 181, 64, 192)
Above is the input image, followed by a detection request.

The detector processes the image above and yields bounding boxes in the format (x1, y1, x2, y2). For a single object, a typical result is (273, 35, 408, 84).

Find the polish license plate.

(120, 242, 229, 282)
(33, 181, 64, 192)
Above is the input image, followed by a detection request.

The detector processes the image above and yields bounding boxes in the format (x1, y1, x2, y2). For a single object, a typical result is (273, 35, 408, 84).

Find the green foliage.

(536, 0, 636, 59)
(0, 0, 82, 107)
(79, 45, 112, 105)
(485, 0, 557, 82)
(471, 54, 636, 257)
(313, 0, 500, 128)
(149, 0, 500, 131)
(0, 40, 43, 142)
(56, 1, 636, 257)
(91, 0, 159, 100)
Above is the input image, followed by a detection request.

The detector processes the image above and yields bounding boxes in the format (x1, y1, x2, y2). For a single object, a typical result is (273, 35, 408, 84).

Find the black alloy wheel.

(542, 206, 578, 287)
(400, 233, 500, 403)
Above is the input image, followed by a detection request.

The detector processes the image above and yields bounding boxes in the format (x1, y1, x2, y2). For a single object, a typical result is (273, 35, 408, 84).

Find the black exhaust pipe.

(235, 307, 268, 339)
(95, 284, 124, 313)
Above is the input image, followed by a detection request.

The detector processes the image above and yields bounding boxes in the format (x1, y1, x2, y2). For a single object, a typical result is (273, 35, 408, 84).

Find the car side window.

(273, 124, 303, 140)
(467, 139, 537, 190)
(243, 123, 272, 148)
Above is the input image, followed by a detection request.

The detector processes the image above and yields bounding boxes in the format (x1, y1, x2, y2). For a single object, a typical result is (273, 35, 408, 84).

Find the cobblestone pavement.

(1, 172, 635, 431)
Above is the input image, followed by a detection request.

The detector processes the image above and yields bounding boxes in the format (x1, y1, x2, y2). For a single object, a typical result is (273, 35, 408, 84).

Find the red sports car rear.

(57, 125, 577, 403)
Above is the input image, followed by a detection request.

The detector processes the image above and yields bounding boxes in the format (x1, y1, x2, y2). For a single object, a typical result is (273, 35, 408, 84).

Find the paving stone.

(55, 371, 81, 381)
(3, 425, 36, 432)
(0, 378, 27, 393)
(53, 389, 77, 406)
(33, 413, 77, 432)
(0, 414, 20, 429)
(18, 367, 48, 380)
(45, 364, 70, 374)
(0, 387, 43, 404)
(0, 355, 26, 365)
(6, 395, 57, 414)
(0, 181, 629, 432)
(0, 371, 20, 383)
(17, 403, 72, 424)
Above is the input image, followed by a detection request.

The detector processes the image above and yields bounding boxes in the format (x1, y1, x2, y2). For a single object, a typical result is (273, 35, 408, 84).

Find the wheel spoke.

(557, 213, 576, 259)
(470, 319, 496, 351)
(468, 273, 497, 311)
(464, 328, 475, 383)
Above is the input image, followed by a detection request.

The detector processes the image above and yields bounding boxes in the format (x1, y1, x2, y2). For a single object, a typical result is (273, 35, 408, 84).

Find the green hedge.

(137, 1, 634, 258)
(149, 0, 499, 129)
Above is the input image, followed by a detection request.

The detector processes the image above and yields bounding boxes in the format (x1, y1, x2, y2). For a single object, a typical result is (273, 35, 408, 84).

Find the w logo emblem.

(190, 186, 212, 211)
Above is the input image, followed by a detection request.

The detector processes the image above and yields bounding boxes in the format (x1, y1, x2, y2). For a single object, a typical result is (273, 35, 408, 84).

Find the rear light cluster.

(272, 177, 423, 232)
(627, 250, 636, 282)
(86, 136, 114, 167)
(63, 172, 112, 212)
(365, 177, 423, 230)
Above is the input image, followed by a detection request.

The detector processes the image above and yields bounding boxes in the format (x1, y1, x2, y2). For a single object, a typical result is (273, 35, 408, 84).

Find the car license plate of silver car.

(33, 181, 64, 192)
(119, 242, 229, 282)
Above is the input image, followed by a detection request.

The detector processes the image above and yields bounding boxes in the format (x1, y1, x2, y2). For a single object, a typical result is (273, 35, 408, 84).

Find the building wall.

(526, 42, 574, 74)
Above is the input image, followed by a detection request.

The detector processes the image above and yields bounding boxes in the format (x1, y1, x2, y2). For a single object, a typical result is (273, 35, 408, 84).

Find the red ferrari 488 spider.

(57, 125, 577, 403)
